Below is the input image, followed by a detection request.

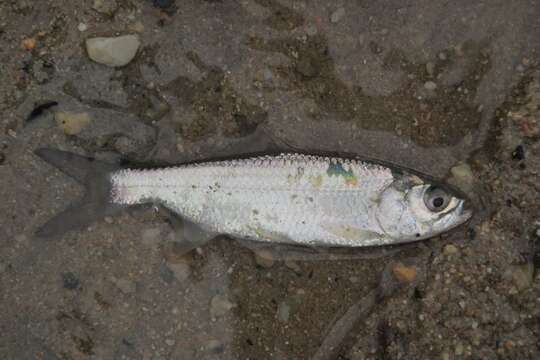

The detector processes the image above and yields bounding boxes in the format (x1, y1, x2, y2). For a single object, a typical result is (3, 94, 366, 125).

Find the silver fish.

(35, 149, 471, 247)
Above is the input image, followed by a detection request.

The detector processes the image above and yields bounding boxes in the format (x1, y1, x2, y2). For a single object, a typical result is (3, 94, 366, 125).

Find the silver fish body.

(110, 153, 471, 247)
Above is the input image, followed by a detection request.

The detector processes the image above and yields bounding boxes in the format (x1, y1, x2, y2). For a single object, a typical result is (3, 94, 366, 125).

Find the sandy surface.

(0, 1, 539, 359)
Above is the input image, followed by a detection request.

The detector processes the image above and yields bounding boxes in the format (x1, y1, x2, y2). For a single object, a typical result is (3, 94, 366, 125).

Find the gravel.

(86, 35, 140, 67)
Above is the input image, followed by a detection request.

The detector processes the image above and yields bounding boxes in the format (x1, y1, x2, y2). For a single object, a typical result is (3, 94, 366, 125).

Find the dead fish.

(34, 149, 472, 247)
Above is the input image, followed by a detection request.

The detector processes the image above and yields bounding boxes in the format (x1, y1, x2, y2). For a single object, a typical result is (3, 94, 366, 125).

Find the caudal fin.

(34, 148, 125, 238)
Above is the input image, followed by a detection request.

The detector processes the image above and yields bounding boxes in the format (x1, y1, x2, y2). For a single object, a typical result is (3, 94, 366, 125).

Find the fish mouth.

(455, 200, 473, 226)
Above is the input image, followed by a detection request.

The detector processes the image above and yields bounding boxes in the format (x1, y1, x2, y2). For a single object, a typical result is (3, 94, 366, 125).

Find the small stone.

(443, 244, 459, 255)
(441, 352, 450, 360)
(165, 339, 175, 346)
(424, 81, 437, 91)
(511, 145, 524, 160)
(277, 301, 290, 322)
(86, 35, 140, 67)
(55, 111, 90, 135)
(508, 263, 534, 291)
(426, 62, 435, 76)
(62, 272, 80, 290)
(78, 23, 88, 32)
(21, 38, 37, 50)
(450, 163, 474, 190)
(305, 24, 318, 36)
(454, 44, 465, 57)
(92, 0, 118, 15)
(153, 0, 174, 9)
(32, 60, 49, 83)
(206, 340, 224, 354)
(392, 263, 417, 282)
(141, 228, 161, 246)
(455, 343, 464, 356)
(254, 251, 275, 268)
(516, 64, 525, 72)
(438, 52, 447, 61)
(114, 136, 137, 155)
(210, 294, 235, 318)
(330, 7, 346, 23)
(113, 277, 136, 294)
(167, 261, 190, 282)
(285, 260, 301, 273)
(128, 21, 145, 33)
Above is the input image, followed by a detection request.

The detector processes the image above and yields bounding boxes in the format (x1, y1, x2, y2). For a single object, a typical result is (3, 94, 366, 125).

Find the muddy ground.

(0, 1, 539, 359)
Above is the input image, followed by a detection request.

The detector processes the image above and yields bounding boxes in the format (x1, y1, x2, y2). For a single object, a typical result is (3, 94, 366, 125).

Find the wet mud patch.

(247, 34, 491, 147)
(163, 52, 267, 140)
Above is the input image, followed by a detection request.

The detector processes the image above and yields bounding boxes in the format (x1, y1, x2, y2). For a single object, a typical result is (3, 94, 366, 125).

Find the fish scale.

(110, 154, 396, 246)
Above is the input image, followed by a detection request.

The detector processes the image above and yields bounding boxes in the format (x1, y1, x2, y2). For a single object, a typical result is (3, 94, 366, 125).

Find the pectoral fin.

(159, 205, 217, 256)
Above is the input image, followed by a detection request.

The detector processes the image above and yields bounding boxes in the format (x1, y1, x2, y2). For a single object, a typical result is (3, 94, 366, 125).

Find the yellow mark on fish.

(287, 166, 305, 184)
(310, 174, 323, 187)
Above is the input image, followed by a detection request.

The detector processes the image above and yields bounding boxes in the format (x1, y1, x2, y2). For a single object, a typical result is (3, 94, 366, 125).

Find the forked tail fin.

(34, 148, 125, 238)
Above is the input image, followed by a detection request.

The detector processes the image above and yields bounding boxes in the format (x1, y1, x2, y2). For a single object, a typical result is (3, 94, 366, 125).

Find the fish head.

(375, 174, 472, 243)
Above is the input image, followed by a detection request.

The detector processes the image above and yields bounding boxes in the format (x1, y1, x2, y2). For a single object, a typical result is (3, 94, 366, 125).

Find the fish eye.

(423, 186, 451, 212)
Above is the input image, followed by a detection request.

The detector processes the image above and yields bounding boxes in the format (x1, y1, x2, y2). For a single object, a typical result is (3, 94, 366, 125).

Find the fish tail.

(34, 148, 125, 238)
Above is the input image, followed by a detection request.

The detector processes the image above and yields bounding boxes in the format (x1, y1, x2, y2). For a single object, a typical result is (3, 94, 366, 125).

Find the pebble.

(254, 250, 275, 268)
(438, 52, 447, 61)
(114, 136, 137, 155)
(55, 111, 90, 135)
(455, 343, 464, 356)
(112, 277, 136, 294)
(424, 81, 437, 91)
(277, 301, 290, 322)
(92, 0, 118, 15)
(392, 263, 417, 282)
(165, 339, 175, 346)
(450, 163, 474, 190)
(167, 261, 190, 282)
(86, 35, 140, 67)
(426, 62, 435, 76)
(32, 60, 49, 83)
(443, 244, 459, 255)
(21, 38, 37, 50)
(78, 23, 88, 32)
(330, 7, 346, 23)
(153, 0, 174, 8)
(141, 228, 161, 246)
(128, 21, 145, 33)
(62, 272, 80, 290)
(305, 24, 318, 36)
(206, 340, 225, 354)
(210, 294, 235, 318)
(508, 263, 534, 291)
(285, 260, 301, 273)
